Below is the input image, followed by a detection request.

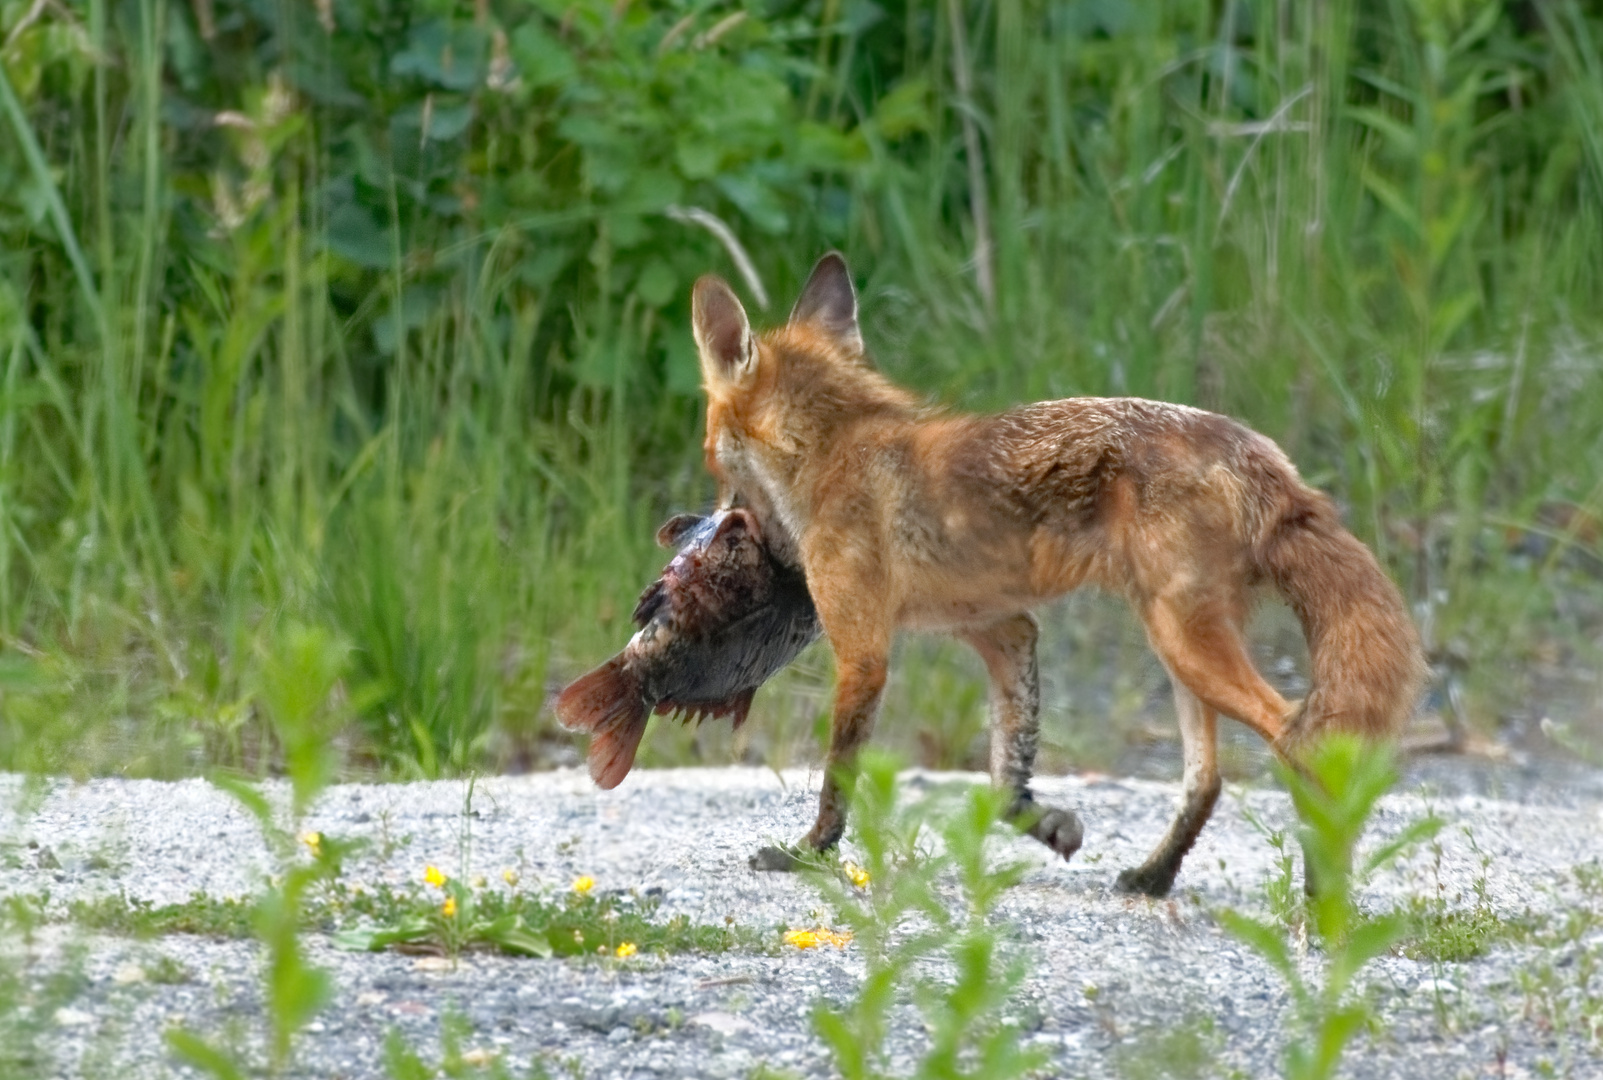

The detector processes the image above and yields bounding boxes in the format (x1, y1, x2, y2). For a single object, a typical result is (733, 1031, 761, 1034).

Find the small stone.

(356, 991, 386, 1007)
(54, 1007, 95, 1027)
(607, 1025, 631, 1043)
(112, 964, 147, 985)
(412, 956, 454, 972)
(460, 1048, 496, 1066)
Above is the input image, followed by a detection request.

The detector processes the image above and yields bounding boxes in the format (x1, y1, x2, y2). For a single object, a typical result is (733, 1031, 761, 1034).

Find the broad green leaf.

(331, 920, 434, 951)
(1218, 910, 1296, 980)
(208, 771, 273, 833)
(476, 914, 555, 957)
(1361, 814, 1443, 877)
(511, 23, 576, 88)
(165, 1030, 247, 1080)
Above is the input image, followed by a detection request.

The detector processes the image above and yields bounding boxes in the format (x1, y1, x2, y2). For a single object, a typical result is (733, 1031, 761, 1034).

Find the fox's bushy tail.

(555, 658, 648, 789)
(1256, 491, 1425, 750)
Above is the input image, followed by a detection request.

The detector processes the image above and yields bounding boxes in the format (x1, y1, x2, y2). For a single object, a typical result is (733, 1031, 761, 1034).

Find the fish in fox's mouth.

(554, 508, 819, 788)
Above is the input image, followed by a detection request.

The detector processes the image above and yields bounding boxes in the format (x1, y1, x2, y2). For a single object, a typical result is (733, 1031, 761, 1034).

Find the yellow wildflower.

(615, 942, 637, 958)
(843, 861, 870, 889)
(424, 865, 447, 888)
(441, 896, 457, 918)
(299, 832, 323, 858)
(572, 875, 595, 895)
(784, 927, 853, 950)
(471, 875, 487, 890)
(502, 869, 520, 887)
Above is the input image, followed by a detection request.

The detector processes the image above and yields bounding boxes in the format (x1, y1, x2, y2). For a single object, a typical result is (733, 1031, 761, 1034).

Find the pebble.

(2, 763, 1601, 1078)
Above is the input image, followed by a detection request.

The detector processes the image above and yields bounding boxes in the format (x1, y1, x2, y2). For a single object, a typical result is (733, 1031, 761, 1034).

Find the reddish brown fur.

(694, 255, 1425, 890)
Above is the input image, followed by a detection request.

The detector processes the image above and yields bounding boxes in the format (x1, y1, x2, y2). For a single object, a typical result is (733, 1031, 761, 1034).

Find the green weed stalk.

(1220, 736, 1441, 1080)
(166, 622, 349, 1076)
(805, 752, 1046, 1080)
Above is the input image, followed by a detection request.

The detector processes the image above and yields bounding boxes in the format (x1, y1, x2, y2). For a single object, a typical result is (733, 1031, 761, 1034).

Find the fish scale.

(555, 509, 820, 788)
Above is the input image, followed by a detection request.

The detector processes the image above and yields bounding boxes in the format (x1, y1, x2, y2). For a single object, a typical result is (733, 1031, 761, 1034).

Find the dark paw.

(1115, 864, 1176, 898)
(749, 844, 802, 873)
(1025, 807, 1084, 861)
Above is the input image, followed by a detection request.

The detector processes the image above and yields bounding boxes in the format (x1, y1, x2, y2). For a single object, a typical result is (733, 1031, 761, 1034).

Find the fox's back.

(799, 396, 1309, 619)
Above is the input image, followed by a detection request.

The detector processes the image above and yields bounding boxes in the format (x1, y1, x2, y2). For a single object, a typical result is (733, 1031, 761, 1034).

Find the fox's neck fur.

(709, 321, 919, 557)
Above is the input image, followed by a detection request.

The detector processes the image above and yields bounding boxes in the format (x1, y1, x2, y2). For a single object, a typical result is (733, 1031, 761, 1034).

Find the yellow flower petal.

(784, 927, 852, 950)
(299, 832, 323, 858)
(502, 869, 520, 887)
(783, 929, 820, 949)
(572, 875, 595, 895)
(441, 896, 457, 918)
(423, 865, 447, 888)
(843, 861, 870, 889)
(615, 942, 637, 958)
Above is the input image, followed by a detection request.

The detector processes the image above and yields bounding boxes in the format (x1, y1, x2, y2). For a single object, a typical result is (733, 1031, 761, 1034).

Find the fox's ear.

(692, 275, 756, 388)
(790, 252, 862, 355)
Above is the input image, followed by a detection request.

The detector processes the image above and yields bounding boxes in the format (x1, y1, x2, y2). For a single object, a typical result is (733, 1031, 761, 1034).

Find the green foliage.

(69, 891, 258, 939)
(1220, 736, 1442, 1080)
(804, 751, 1046, 1080)
(332, 870, 756, 958)
(0, 893, 87, 1080)
(1114, 1015, 1224, 1080)
(166, 623, 346, 1076)
(1399, 827, 1526, 964)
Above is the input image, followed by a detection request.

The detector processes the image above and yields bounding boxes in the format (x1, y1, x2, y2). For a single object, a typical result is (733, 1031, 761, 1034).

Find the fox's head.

(690, 253, 915, 558)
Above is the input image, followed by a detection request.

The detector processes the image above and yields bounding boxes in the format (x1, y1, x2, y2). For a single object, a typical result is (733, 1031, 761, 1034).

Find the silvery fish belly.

(554, 509, 820, 789)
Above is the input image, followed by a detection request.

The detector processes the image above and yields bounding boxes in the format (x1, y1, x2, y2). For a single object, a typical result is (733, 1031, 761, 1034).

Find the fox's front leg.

(963, 614, 1083, 860)
(750, 651, 888, 871)
(751, 559, 892, 872)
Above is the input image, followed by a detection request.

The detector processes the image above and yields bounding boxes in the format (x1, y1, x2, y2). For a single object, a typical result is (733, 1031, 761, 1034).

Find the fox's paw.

(1025, 807, 1084, 861)
(749, 845, 802, 873)
(1114, 863, 1176, 898)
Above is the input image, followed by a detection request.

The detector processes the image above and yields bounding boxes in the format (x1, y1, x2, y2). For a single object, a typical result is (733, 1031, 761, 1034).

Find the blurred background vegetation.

(0, 0, 1599, 780)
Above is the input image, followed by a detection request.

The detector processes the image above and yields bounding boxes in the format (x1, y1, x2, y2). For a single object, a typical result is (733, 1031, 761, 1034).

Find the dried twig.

(666, 205, 770, 310)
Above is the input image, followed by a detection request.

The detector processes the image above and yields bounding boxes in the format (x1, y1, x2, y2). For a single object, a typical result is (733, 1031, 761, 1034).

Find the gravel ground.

(4, 760, 1603, 1080)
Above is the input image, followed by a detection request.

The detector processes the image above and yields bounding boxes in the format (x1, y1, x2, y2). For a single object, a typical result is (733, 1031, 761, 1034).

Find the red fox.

(695, 253, 1425, 896)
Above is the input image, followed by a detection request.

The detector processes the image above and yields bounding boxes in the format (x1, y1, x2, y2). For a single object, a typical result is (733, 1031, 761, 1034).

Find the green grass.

(69, 892, 258, 940)
(330, 879, 766, 958)
(1399, 900, 1530, 964)
(0, 0, 1600, 780)
(56, 881, 762, 957)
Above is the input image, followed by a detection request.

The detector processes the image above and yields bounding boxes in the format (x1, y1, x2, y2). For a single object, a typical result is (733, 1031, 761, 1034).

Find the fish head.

(695, 508, 767, 574)
(629, 508, 772, 640)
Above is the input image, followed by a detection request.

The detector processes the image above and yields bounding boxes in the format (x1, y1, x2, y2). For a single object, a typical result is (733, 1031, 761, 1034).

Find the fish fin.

(554, 658, 649, 790)
(632, 579, 667, 628)
(655, 513, 707, 549)
(727, 689, 756, 730)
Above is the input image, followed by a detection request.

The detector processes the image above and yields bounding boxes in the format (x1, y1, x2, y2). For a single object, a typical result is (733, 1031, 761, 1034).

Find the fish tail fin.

(555, 658, 649, 789)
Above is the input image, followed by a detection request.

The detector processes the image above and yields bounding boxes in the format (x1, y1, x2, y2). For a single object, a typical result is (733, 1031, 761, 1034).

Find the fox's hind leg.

(964, 614, 1083, 861)
(1115, 672, 1219, 896)
(1122, 592, 1300, 895)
